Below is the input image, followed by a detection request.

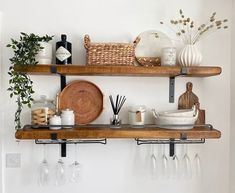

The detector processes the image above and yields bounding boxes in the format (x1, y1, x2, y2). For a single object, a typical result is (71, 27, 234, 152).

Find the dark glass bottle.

(55, 34, 72, 64)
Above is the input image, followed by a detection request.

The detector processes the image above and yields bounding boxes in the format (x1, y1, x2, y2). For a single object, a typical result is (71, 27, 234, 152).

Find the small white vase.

(35, 42, 52, 64)
(178, 44, 202, 66)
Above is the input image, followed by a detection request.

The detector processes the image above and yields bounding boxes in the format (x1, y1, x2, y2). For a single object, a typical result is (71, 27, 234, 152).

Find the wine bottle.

(55, 34, 72, 64)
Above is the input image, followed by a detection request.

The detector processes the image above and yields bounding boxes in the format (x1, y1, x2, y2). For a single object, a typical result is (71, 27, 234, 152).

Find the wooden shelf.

(15, 124, 221, 140)
(14, 64, 222, 77)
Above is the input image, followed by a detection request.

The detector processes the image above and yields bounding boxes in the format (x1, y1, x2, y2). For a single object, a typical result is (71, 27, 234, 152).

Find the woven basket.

(84, 35, 140, 66)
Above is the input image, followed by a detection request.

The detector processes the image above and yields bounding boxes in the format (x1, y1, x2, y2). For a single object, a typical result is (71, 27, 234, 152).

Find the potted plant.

(7, 32, 54, 129)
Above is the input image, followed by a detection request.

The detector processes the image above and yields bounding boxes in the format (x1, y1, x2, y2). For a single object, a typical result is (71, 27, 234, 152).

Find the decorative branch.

(160, 10, 228, 45)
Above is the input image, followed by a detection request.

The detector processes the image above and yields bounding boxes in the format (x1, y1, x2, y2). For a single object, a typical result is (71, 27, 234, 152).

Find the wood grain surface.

(15, 125, 221, 140)
(14, 65, 222, 77)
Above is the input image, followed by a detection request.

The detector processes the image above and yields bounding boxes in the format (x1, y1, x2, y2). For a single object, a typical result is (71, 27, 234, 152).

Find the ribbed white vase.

(178, 44, 202, 66)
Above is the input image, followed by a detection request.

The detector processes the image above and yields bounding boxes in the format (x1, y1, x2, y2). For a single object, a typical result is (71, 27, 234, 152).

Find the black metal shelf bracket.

(169, 77, 175, 103)
(169, 138, 175, 157)
(50, 65, 57, 74)
(61, 142, 66, 157)
(60, 71, 67, 157)
(168, 67, 189, 103)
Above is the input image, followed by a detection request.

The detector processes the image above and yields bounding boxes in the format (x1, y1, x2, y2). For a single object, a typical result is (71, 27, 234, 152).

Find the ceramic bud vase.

(35, 42, 52, 64)
(178, 44, 202, 66)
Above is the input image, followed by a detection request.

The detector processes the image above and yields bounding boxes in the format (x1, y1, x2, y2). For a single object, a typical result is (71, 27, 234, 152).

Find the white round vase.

(178, 44, 202, 66)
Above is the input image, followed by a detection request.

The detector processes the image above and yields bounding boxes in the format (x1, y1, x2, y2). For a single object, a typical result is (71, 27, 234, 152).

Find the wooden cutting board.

(178, 82, 205, 125)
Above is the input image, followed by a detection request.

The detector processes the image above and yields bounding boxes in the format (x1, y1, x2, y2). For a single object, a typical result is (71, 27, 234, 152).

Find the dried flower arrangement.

(160, 9, 228, 45)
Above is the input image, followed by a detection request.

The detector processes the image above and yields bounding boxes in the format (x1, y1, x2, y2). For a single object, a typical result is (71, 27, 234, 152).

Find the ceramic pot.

(49, 115, 61, 130)
(178, 44, 202, 66)
(128, 106, 146, 126)
(61, 109, 75, 128)
(35, 42, 52, 64)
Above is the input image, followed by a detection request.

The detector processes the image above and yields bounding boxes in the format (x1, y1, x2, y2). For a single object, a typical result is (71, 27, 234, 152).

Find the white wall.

(230, 1, 235, 193)
(0, 0, 232, 193)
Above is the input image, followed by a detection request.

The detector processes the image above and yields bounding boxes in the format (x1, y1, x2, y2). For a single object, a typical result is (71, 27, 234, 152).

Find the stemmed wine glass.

(55, 145, 66, 186)
(69, 144, 81, 183)
(161, 144, 168, 179)
(149, 144, 157, 178)
(170, 148, 179, 179)
(181, 144, 192, 179)
(38, 144, 50, 186)
(193, 153, 201, 178)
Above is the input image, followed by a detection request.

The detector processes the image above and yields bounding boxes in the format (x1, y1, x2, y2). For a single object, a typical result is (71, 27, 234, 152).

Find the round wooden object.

(59, 80, 103, 124)
(135, 30, 172, 66)
(136, 57, 161, 66)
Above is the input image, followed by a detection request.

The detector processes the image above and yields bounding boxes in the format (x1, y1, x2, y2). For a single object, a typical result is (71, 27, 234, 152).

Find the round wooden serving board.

(59, 80, 103, 124)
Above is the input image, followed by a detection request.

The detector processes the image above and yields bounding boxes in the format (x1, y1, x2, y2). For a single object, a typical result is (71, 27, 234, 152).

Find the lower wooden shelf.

(15, 124, 221, 140)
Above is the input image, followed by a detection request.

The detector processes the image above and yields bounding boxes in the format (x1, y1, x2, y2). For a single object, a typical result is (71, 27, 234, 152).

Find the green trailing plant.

(7, 32, 53, 129)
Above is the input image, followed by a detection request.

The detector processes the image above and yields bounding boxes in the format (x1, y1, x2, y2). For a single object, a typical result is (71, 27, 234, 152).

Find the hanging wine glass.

(69, 144, 81, 183)
(193, 153, 201, 178)
(55, 145, 66, 186)
(181, 144, 192, 179)
(149, 144, 158, 179)
(161, 144, 168, 179)
(170, 148, 179, 179)
(38, 144, 50, 186)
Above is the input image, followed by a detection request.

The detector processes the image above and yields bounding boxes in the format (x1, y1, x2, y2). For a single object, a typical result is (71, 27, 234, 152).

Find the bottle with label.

(55, 34, 72, 64)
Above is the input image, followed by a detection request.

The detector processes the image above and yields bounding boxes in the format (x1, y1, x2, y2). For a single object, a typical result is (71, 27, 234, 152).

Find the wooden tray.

(59, 80, 103, 124)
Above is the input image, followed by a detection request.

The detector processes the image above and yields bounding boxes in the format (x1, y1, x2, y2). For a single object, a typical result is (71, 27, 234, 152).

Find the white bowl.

(157, 106, 196, 117)
(153, 110, 198, 130)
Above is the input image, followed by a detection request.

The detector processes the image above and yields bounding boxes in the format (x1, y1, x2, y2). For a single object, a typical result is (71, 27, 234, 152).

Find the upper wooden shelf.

(14, 65, 222, 77)
(15, 124, 221, 140)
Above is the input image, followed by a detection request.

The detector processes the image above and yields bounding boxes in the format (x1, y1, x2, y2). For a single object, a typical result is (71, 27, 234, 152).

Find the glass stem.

(185, 144, 188, 155)
(74, 144, 78, 162)
(163, 144, 166, 155)
(58, 144, 61, 161)
(43, 144, 46, 161)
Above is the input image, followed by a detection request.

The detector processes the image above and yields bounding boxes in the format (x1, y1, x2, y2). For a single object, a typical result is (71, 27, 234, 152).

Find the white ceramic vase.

(178, 44, 202, 66)
(35, 42, 52, 64)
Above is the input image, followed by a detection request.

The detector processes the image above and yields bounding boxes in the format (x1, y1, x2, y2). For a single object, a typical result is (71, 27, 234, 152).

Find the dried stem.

(160, 10, 228, 45)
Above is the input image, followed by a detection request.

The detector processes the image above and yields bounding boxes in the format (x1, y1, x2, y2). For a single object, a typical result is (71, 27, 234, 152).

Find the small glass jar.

(161, 47, 176, 66)
(110, 114, 121, 128)
(31, 95, 55, 125)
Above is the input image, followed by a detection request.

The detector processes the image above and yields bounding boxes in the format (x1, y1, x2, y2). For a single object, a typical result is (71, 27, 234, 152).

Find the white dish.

(152, 109, 199, 130)
(156, 106, 196, 117)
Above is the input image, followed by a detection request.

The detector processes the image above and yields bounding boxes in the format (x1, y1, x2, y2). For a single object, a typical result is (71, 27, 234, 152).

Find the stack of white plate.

(152, 106, 198, 129)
